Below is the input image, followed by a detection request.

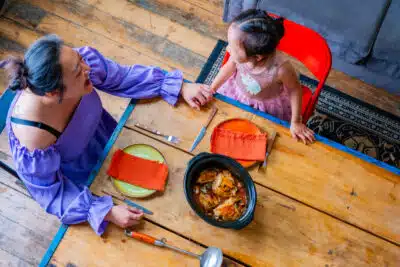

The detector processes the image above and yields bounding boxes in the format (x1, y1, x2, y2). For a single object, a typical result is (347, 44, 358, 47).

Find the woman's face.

(58, 45, 93, 99)
(227, 24, 248, 64)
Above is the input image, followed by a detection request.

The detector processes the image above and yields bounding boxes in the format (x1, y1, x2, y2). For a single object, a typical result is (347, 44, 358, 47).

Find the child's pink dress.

(217, 53, 292, 121)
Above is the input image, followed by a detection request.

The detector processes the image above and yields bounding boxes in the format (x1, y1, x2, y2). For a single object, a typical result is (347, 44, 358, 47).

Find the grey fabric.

(366, 57, 400, 80)
(223, 0, 390, 64)
(372, 1, 400, 70)
(223, 0, 243, 22)
(333, 57, 400, 95)
(255, 0, 390, 64)
(223, 0, 258, 22)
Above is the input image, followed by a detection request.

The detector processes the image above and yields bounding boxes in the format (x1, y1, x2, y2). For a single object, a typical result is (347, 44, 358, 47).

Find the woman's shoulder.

(9, 95, 59, 152)
(11, 123, 57, 151)
(8, 125, 61, 175)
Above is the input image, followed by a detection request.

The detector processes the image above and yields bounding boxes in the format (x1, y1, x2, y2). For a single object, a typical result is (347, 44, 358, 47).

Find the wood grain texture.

(0, 0, 399, 266)
(9, 0, 204, 80)
(183, 0, 224, 16)
(89, 128, 400, 266)
(127, 0, 227, 40)
(0, 163, 26, 197)
(0, 124, 16, 169)
(125, 98, 400, 245)
(82, 0, 217, 59)
(0, 247, 32, 267)
(0, 181, 59, 266)
(51, 222, 242, 267)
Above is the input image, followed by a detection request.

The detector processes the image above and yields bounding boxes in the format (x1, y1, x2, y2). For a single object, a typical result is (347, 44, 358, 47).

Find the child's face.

(227, 24, 248, 64)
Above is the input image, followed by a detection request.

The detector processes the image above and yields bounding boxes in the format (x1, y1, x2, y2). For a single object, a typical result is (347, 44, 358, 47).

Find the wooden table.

(43, 95, 399, 267)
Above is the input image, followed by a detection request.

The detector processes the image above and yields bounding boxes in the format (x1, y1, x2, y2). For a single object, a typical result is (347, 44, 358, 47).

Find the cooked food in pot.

(213, 197, 242, 221)
(193, 169, 247, 221)
(212, 170, 237, 198)
(198, 192, 220, 211)
(197, 169, 219, 184)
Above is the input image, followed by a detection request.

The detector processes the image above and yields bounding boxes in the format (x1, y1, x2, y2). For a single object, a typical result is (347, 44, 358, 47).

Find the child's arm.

(210, 57, 237, 92)
(278, 62, 315, 144)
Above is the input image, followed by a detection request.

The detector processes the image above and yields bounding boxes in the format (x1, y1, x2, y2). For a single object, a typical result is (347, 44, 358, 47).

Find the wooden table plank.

(9, 0, 203, 81)
(127, 0, 227, 40)
(82, 0, 217, 59)
(125, 98, 400, 245)
(0, 248, 32, 267)
(180, 0, 224, 16)
(0, 163, 26, 196)
(50, 221, 242, 267)
(0, 182, 59, 266)
(90, 127, 399, 266)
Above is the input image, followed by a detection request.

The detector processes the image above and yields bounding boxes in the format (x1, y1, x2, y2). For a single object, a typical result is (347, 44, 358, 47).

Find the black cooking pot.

(184, 153, 257, 229)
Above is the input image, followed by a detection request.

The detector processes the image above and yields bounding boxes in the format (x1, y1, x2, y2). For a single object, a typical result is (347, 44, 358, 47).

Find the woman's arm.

(210, 57, 237, 93)
(76, 47, 212, 108)
(14, 147, 142, 235)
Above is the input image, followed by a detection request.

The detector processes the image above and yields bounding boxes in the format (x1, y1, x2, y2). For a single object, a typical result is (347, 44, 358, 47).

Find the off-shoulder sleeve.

(10, 137, 113, 235)
(76, 46, 182, 105)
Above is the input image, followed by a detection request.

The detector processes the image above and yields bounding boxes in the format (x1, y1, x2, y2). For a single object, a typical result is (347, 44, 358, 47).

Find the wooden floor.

(0, 0, 399, 265)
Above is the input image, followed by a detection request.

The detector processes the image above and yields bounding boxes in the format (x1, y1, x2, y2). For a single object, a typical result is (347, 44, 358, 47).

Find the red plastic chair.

(221, 14, 332, 122)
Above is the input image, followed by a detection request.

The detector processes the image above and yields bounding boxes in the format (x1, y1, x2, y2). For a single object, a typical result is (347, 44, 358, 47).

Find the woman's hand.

(181, 83, 213, 110)
(105, 205, 144, 228)
(290, 122, 315, 145)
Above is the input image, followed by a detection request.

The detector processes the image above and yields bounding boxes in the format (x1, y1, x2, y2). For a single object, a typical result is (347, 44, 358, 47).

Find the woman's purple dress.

(6, 47, 183, 235)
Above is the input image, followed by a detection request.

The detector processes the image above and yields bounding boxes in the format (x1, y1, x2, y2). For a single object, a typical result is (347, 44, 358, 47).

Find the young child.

(211, 9, 315, 144)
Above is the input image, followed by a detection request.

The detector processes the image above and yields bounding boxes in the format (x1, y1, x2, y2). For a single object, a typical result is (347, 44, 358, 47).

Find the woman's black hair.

(232, 9, 284, 57)
(1, 34, 64, 97)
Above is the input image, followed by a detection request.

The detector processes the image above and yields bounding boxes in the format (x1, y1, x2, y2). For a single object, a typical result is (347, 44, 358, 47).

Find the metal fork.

(134, 123, 180, 144)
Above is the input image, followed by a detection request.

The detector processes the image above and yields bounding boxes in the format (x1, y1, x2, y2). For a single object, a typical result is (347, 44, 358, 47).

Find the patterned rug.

(197, 40, 400, 169)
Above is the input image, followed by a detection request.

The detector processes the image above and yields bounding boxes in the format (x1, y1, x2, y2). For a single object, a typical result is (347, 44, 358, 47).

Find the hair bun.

(1, 57, 28, 91)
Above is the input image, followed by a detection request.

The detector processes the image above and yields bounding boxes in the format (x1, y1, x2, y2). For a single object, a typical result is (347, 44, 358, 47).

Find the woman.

(0, 34, 213, 235)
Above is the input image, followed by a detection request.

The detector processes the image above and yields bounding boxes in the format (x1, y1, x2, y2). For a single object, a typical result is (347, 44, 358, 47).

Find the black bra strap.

(10, 117, 62, 138)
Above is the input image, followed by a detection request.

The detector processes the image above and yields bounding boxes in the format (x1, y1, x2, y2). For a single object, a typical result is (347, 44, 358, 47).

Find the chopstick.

(102, 189, 153, 215)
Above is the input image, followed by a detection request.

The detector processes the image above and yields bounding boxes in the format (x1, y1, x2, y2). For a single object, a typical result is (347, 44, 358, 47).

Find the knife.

(259, 131, 277, 170)
(189, 106, 218, 152)
(102, 190, 153, 215)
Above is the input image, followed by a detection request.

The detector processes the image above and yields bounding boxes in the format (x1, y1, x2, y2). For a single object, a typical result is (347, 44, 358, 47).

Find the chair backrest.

(272, 14, 332, 120)
(275, 16, 332, 85)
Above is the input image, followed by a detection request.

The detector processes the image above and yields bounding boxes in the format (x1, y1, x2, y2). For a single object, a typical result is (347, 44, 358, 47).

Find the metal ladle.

(125, 229, 223, 267)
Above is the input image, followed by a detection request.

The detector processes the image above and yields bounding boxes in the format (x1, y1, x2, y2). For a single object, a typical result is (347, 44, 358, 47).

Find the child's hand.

(290, 122, 315, 144)
(181, 83, 213, 110)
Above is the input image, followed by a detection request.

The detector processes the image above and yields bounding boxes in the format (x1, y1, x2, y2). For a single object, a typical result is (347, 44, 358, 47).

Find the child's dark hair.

(232, 9, 284, 57)
(0, 34, 64, 97)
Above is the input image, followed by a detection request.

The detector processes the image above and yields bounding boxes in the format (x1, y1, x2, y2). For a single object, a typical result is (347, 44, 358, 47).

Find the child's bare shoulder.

(277, 60, 298, 80)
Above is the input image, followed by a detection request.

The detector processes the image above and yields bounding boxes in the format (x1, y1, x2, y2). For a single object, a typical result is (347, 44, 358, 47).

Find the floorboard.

(0, 0, 398, 265)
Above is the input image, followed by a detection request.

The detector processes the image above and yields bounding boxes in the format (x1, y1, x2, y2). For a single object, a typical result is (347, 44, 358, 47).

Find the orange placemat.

(211, 128, 267, 161)
(107, 149, 168, 191)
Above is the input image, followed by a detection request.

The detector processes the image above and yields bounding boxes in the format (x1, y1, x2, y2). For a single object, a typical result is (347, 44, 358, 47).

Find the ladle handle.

(128, 231, 157, 245)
